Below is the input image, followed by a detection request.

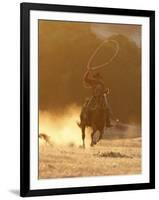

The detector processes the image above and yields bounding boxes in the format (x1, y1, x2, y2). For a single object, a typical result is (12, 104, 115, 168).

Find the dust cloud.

(39, 104, 92, 147)
(39, 104, 141, 147)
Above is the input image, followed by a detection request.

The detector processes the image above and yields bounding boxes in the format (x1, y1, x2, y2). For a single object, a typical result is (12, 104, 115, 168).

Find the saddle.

(81, 95, 107, 125)
(86, 95, 107, 111)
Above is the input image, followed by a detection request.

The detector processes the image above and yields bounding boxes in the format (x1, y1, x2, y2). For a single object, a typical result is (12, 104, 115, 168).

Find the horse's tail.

(76, 120, 82, 128)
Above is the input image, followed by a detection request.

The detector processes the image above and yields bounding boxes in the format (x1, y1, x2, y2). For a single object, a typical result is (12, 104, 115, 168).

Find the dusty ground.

(39, 135, 141, 179)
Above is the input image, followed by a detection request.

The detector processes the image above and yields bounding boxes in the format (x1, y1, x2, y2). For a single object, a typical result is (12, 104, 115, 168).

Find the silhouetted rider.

(81, 68, 113, 127)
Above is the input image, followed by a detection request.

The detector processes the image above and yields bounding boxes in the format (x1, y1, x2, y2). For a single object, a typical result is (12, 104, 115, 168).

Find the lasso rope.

(87, 39, 119, 70)
(83, 39, 119, 88)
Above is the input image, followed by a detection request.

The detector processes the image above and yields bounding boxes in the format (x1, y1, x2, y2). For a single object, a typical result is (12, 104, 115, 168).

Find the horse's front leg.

(98, 128, 105, 143)
(90, 131, 95, 147)
(82, 126, 86, 149)
(91, 127, 97, 147)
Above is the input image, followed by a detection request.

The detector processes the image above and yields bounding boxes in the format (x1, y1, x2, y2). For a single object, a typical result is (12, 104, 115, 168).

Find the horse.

(78, 95, 107, 148)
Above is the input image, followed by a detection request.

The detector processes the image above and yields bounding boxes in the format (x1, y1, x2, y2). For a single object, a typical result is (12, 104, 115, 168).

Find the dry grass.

(39, 137, 141, 179)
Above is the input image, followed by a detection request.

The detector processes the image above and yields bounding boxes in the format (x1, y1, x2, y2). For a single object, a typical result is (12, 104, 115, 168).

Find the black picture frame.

(20, 2, 155, 197)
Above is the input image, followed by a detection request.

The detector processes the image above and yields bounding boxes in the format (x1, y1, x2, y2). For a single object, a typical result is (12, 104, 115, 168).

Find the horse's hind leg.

(82, 126, 86, 149)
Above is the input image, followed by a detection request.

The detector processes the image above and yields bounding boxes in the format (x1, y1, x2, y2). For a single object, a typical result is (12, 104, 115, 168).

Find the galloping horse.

(78, 95, 107, 148)
(78, 40, 119, 148)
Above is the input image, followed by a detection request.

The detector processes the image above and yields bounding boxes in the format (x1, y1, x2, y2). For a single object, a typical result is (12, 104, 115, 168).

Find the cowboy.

(81, 68, 113, 127)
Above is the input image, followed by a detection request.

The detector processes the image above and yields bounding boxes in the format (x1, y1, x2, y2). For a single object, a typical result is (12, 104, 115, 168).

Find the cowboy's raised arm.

(83, 69, 94, 86)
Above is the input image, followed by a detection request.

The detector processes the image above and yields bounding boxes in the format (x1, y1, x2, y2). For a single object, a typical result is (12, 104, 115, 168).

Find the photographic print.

(20, 3, 155, 197)
(38, 20, 142, 179)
